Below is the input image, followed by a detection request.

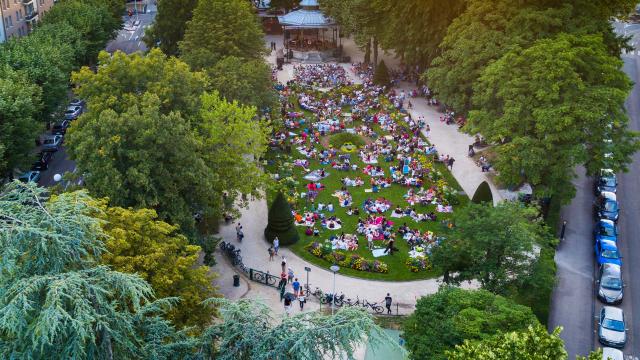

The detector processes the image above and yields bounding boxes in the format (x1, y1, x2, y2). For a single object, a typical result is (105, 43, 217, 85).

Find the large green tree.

(143, 0, 198, 56)
(431, 202, 553, 293)
(206, 56, 277, 110)
(66, 93, 212, 233)
(426, 0, 570, 114)
(97, 203, 218, 329)
(0, 66, 42, 178)
(402, 287, 538, 360)
(41, 0, 120, 65)
(469, 33, 638, 202)
(179, 0, 266, 70)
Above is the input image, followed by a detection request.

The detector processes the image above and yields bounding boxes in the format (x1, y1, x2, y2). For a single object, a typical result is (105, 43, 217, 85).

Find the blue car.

(18, 170, 41, 183)
(595, 169, 617, 194)
(594, 191, 619, 223)
(595, 219, 618, 243)
(596, 239, 622, 266)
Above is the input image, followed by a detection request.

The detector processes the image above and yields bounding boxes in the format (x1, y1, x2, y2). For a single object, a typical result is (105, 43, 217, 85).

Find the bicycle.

(363, 300, 384, 314)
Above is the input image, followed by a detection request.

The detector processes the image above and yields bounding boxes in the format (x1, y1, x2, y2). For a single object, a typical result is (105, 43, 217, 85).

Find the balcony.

(24, 11, 38, 23)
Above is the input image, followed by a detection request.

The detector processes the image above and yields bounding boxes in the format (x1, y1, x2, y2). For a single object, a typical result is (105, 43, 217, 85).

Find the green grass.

(266, 85, 468, 281)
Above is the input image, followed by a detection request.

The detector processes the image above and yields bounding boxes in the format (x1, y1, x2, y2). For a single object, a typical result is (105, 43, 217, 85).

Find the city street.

(549, 49, 640, 360)
(36, 6, 156, 188)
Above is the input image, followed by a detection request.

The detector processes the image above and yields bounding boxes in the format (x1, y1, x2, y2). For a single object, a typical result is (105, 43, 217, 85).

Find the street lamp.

(304, 266, 311, 296)
(329, 265, 339, 316)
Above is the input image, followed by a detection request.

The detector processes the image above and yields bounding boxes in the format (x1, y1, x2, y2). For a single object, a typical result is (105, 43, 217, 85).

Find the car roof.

(600, 239, 618, 249)
(601, 191, 617, 201)
(602, 347, 623, 360)
(599, 219, 615, 227)
(603, 306, 624, 320)
(602, 263, 621, 274)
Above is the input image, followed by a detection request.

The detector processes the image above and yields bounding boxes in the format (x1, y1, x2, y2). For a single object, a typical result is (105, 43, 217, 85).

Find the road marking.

(137, 41, 142, 48)
(134, 35, 139, 40)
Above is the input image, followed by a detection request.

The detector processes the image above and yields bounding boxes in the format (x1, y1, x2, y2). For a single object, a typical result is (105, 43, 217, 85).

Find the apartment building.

(0, 0, 55, 43)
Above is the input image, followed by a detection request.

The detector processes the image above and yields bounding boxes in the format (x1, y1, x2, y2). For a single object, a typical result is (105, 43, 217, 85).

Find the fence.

(218, 241, 406, 316)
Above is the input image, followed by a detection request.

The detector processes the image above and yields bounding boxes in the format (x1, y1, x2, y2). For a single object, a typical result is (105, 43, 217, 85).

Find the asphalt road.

(549, 54, 640, 360)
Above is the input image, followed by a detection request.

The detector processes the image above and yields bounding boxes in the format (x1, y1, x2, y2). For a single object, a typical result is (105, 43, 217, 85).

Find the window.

(8, 16, 13, 27)
(15, 11, 19, 21)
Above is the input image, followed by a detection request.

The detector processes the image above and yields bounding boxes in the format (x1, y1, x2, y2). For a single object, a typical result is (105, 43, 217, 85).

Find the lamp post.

(304, 266, 311, 296)
(329, 265, 339, 316)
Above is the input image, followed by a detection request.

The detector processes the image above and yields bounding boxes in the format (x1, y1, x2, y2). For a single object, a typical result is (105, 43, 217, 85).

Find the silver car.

(602, 347, 623, 360)
(598, 263, 624, 304)
(65, 106, 83, 120)
(41, 134, 63, 151)
(598, 306, 627, 348)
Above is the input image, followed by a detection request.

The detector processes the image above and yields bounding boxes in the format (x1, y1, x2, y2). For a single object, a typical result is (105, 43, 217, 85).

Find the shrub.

(405, 257, 431, 272)
(264, 192, 299, 245)
(373, 60, 390, 86)
(305, 247, 388, 273)
(328, 132, 366, 149)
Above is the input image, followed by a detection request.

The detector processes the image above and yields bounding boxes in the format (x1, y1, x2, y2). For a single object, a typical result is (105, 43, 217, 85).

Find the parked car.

(598, 263, 624, 304)
(41, 134, 63, 151)
(602, 347, 624, 360)
(594, 219, 618, 243)
(18, 170, 41, 183)
(64, 106, 82, 120)
(69, 98, 85, 107)
(594, 191, 619, 222)
(51, 120, 70, 135)
(595, 239, 622, 266)
(598, 306, 627, 348)
(31, 159, 48, 171)
(595, 169, 617, 194)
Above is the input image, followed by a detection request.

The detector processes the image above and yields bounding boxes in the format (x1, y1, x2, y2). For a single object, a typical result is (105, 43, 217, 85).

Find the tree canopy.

(97, 203, 218, 328)
(0, 66, 42, 178)
(144, 0, 198, 56)
(206, 56, 278, 111)
(179, 0, 266, 70)
(469, 33, 638, 202)
(402, 287, 538, 360)
(431, 202, 552, 293)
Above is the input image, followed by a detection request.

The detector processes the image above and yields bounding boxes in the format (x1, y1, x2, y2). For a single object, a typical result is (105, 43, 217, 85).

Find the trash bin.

(233, 275, 240, 287)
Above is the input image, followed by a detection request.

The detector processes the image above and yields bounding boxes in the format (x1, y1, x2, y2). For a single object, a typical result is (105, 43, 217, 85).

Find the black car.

(51, 120, 70, 135)
(595, 191, 619, 222)
(31, 151, 54, 171)
(595, 169, 617, 194)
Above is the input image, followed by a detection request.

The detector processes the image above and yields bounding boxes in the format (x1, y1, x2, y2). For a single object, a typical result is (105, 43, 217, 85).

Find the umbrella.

(284, 292, 296, 301)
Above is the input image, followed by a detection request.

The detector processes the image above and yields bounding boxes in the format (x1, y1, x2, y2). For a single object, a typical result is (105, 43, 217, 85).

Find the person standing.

(298, 292, 306, 310)
(235, 223, 243, 242)
(284, 296, 292, 316)
(273, 236, 280, 255)
(268, 246, 275, 261)
(292, 277, 300, 296)
(447, 157, 455, 170)
(281, 256, 287, 273)
(287, 267, 294, 283)
(385, 293, 392, 315)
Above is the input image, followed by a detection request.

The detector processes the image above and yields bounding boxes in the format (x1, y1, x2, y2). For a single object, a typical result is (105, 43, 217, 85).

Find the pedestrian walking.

(268, 246, 275, 261)
(287, 267, 294, 283)
(273, 236, 280, 255)
(447, 157, 455, 170)
(292, 278, 300, 296)
(281, 256, 287, 273)
(385, 293, 392, 315)
(424, 124, 430, 137)
(560, 220, 567, 241)
(235, 223, 244, 242)
(284, 297, 292, 316)
(298, 293, 306, 310)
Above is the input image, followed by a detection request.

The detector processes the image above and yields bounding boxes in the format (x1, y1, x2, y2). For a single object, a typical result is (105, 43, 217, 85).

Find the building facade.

(0, 0, 55, 43)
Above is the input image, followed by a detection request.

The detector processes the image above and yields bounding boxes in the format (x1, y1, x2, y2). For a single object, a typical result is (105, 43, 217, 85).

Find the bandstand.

(278, 0, 339, 62)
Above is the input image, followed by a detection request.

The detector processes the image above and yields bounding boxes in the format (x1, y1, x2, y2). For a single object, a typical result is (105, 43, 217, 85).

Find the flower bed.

(405, 256, 432, 272)
(306, 242, 389, 273)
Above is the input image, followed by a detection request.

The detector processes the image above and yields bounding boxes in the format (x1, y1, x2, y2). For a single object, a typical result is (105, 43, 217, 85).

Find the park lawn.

(267, 85, 468, 281)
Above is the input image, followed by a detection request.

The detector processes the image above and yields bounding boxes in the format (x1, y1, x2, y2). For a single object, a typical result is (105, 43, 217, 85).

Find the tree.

(373, 60, 390, 86)
(426, 0, 570, 114)
(0, 27, 75, 121)
(65, 93, 213, 233)
(96, 203, 218, 329)
(402, 287, 538, 360)
(71, 49, 208, 118)
(270, 0, 298, 12)
(265, 192, 299, 245)
(469, 34, 638, 202)
(206, 56, 277, 110)
(179, 0, 266, 70)
(431, 202, 552, 293)
(0, 184, 155, 358)
(40, 0, 120, 65)
(446, 324, 567, 360)
(371, 0, 467, 67)
(0, 66, 43, 178)
(143, 0, 198, 56)
(198, 298, 401, 360)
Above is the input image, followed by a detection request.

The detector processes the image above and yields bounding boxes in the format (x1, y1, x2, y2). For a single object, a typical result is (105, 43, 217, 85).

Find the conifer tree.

(373, 60, 390, 86)
(264, 192, 299, 245)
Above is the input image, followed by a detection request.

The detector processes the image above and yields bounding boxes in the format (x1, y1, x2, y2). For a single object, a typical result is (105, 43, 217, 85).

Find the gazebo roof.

(278, 8, 334, 28)
(299, 0, 318, 6)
